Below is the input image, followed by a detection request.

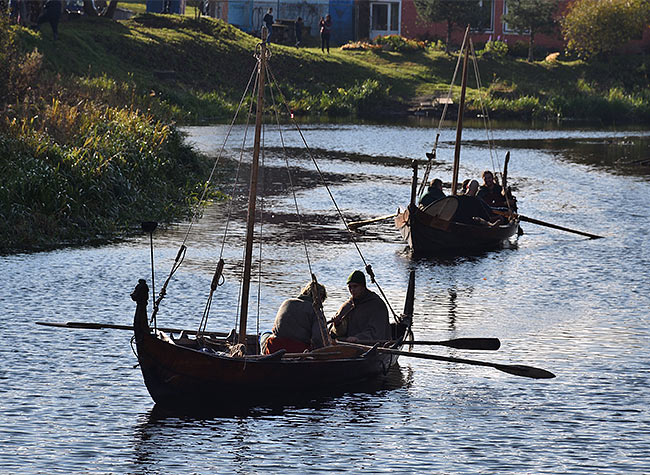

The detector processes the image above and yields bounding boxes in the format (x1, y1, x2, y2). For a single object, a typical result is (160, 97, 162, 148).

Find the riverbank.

(1, 13, 649, 252)
(12, 14, 650, 123)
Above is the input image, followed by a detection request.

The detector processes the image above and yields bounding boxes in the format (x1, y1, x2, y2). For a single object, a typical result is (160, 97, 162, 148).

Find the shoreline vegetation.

(1, 13, 649, 253)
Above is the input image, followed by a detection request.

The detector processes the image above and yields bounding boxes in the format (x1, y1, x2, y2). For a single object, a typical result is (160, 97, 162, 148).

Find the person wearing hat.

(261, 281, 328, 354)
(329, 270, 391, 343)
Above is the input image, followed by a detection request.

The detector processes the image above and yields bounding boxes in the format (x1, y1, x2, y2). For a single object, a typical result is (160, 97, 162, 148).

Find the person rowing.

(329, 270, 391, 343)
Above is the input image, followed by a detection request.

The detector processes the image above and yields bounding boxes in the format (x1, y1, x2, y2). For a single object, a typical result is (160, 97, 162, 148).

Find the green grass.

(16, 13, 650, 122)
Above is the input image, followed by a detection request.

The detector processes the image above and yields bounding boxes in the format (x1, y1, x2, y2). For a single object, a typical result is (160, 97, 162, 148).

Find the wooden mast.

(238, 28, 268, 347)
(451, 27, 471, 196)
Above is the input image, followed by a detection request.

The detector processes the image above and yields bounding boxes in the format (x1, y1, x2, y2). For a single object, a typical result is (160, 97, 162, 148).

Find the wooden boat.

(395, 28, 519, 255)
(131, 29, 414, 409)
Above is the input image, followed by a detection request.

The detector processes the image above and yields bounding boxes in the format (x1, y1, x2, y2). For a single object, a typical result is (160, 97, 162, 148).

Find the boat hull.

(396, 203, 519, 255)
(133, 303, 401, 408)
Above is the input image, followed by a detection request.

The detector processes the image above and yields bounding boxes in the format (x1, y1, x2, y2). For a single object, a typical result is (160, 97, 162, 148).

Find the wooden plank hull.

(133, 306, 400, 408)
(396, 204, 519, 255)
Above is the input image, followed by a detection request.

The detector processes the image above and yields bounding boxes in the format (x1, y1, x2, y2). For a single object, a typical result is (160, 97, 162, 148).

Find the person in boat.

(460, 178, 471, 195)
(465, 179, 479, 197)
(418, 178, 445, 208)
(329, 270, 391, 343)
(261, 281, 328, 354)
(477, 170, 507, 208)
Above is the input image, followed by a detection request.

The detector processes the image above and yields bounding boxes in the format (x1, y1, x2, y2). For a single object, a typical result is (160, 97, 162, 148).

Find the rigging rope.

(265, 62, 314, 278)
(469, 38, 501, 177)
(418, 34, 466, 198)
(152, 61, 259, 325)
(265, 66, 399, 321)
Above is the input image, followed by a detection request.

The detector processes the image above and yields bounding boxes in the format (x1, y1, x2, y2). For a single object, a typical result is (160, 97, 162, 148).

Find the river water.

(2, 120, 649, 474)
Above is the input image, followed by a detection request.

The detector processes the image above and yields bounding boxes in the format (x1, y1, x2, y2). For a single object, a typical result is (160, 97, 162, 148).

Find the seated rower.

(329, 270, 391, 343)
(261, 281, 328, 354)
(459, 178, 471, 195)
(477, 170, 507, 208)
(465, 179, 479, 197)
(419, 178, 445, 208)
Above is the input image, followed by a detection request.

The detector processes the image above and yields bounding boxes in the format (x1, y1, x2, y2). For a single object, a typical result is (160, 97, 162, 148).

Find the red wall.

(400, 0, 649, 51)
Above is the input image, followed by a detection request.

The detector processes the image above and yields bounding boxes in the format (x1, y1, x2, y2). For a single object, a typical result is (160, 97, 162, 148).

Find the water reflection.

(129, 366, 412, 472)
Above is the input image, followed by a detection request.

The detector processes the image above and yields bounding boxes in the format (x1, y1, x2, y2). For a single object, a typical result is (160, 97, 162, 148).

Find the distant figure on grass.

(35, 0, 62, 41)
(295, 16, 303, 47)
(263, 7, 274, 43)
(319, 14, 332, 53)
(418, 178, 445, 208)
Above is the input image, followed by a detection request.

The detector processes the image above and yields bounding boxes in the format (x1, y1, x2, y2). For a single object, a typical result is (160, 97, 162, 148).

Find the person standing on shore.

(263, 7, 274, 43)
(35, 0, 62, 41)
(319, 14, 332, 54)
(295, 16, 303, 47)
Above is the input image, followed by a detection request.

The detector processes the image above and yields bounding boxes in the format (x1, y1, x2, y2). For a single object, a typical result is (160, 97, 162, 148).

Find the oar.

(518, 215, 603, 239)
(341, 342, 555, 379)
(355, 337, 500, 351)
(35, 321, 245, 339)
(493, 210, 603, 240)
(348, 213, 398, 229)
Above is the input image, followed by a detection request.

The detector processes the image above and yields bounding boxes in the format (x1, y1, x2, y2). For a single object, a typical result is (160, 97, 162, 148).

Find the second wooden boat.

(396, 27, 519, 255)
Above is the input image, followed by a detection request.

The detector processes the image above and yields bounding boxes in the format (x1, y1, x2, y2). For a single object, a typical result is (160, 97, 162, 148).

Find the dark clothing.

(37, 0, 61, 40)
(477, 183, 506, 208)
(331, 289, 391, 341)
(266, 295, 325, 353)
(453, 195, 494, 224)
(263, 12, 273, 41)
(419, 186, 445, 208)
(320, 18, 332, 53)
(295, 20, 303, 45)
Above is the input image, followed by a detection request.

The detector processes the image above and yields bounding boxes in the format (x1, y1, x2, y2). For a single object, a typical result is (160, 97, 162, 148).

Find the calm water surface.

(1, 121, 649, 474)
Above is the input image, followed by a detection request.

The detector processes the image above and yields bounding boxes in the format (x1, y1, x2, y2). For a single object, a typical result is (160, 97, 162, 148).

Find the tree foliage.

(413, 0, 487, 51)
(561, 0, 650, 60)
(502, 0, 558, 61)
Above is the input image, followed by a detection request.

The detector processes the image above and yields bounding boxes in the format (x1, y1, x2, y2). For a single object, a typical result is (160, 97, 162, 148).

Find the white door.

(370, 1, 400, 39)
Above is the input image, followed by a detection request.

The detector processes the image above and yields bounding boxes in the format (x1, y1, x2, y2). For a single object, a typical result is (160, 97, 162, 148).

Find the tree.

(502, 0, 558, 62)
(413, 0, 486, 52)
(561, 0, 650, 60)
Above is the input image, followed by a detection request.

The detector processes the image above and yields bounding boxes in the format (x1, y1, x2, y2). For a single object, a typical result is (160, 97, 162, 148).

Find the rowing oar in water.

(518, 215, 603, 239)
(355, 337, 500, 351)
(340, 342, 555, 379)
(348, 213, 398, 230)
(493, 210, 603, 240)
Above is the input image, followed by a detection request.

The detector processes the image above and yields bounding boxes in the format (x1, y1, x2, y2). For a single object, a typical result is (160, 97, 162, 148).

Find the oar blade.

(495, 364, 556, 379)
(442, 337, 500, 351)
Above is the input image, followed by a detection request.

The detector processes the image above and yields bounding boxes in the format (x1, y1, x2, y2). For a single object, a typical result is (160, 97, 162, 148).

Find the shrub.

(374, 35, 426, 52)
(480, 40, 509, 59)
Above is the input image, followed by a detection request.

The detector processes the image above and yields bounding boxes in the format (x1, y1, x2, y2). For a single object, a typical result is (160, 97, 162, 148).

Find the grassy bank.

(12, 13, 650, 122)
(1, 13, 649, 252)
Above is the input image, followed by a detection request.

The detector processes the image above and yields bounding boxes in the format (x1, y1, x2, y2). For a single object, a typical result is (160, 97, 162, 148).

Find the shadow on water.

(396, 236, 520, 264)
(136, 364, 412, 421)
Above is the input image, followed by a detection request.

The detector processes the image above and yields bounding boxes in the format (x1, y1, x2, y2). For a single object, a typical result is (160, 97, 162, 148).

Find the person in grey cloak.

(329, 270, 391, 343)
(261, 281, 328, 354)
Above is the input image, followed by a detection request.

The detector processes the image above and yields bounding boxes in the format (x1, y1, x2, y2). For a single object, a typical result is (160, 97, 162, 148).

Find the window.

(372, 3, 388, 31)
(472, 0, 494, 33)
(390, 2, 399, 31)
